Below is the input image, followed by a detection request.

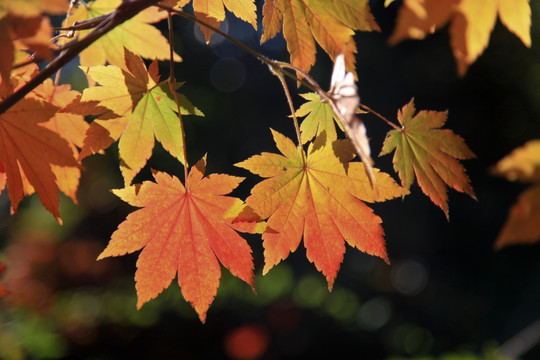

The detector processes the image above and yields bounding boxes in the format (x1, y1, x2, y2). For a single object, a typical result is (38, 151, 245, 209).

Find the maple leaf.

(80, 47, 202, 185)
(0, 0, 67, 18)
(380, 99, 475, 218)
(237, 130, 407, 289)
(492, 140, 540, 248)
(389, 0, 531, 75)
(0, 97, 79, 221)
(193, 0, 257, 30)
(493, 140, 540, 183)
(261, 0, 380, 75)
(494, 185, 540, 249)
(67, 0, 180, 68)
(295, 92, 341, 145)
(31, 79, 90, 204)
(98, 157, 255, 322)
(0, 14, 54, 90)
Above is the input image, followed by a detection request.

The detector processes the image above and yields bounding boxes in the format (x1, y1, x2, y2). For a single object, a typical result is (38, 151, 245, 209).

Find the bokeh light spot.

(391, 259, 429, 295)
(293, 275, 328, 308)
(224, 324, 270, 360)
(210, 57, 246, 92)
(357, 297, 392, 331)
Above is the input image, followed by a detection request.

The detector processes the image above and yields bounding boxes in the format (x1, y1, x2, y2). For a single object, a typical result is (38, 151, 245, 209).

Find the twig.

(271, 68, 306, 163)
(360, 104, 400, 130)
(166, 11, 189, 183)
(160, 4, 400, 130)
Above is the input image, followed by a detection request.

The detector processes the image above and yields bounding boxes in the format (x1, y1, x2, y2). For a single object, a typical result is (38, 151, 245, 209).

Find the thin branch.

(166, 11, 189, 183)
(271, 68, 306, 164)
(158, 5, 317, 91)
(12, 54, 37, 69)
(161, 5, 399, 130)
(53, 14, 110, 32)
(53, 0, 79, 90)
(360, 104, 400, 130)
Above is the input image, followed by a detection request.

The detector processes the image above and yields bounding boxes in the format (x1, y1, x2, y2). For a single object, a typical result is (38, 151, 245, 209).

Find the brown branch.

(0, 0, 160, 116)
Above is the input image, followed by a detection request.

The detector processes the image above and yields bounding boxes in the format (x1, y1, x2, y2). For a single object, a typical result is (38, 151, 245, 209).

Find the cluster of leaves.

(0, 0, 532, 322)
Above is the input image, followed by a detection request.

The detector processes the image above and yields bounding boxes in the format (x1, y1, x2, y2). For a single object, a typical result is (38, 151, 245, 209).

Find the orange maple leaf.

(492, 140, 540, 248)
(80, 47, 202, 185)
(261, 0, 379, 75)
(0, 0, 66, 86)
(237, 130, 407, 289)
(0, 15, 55, 90)
(0, 97, 79, 221)
(389, 0, 531, 75)
(98, 157, 255, 322)
(0, 0, 67, 17)
(380, 99, 476, 218)
(31, 79, 90, 204)
(66, 0, 180, 68)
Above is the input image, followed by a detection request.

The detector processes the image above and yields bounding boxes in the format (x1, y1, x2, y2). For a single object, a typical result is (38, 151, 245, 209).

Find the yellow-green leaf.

(80, 48, 201, 185)
(380, 99, 475, 218)
(296, 92, 341, 145)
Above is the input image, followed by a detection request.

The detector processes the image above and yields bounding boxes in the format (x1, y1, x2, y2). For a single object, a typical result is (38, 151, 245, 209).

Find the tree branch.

(0, 0, 160, 115)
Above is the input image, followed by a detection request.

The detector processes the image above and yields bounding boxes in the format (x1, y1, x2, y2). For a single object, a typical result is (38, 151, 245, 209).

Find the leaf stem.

(53, 0, 79, 94)
(360, 104, 400, 130)
(272, 70, 306, 163)
(167, 11, 189, 183)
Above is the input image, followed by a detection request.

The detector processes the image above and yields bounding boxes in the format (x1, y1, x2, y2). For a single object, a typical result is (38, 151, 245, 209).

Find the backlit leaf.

(493, 140, 540, 249)
(380, 99, 475, 218)
(98, 157, 254, 322)
(492, 140, 540, 183)
(80, 48, 202, 185)
(494, 185, 540, 249)
(67, 0, 180, 67)
(0, 15, 54, 90)
(262, 0, 380, 74)
(237, 130, 407, 289)
(295, 92, 340, 145)
(190, 0, 257, 41)
(31, 79, 89, 204)
(389, 0, 531, 75)
(0, 97, 78, 221)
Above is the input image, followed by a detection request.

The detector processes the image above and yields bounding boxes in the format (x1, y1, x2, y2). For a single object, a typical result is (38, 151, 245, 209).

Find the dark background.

(0, 0, 539, 359)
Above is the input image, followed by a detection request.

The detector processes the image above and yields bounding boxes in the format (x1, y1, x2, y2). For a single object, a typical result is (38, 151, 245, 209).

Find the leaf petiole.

(167, 10, 189, 184)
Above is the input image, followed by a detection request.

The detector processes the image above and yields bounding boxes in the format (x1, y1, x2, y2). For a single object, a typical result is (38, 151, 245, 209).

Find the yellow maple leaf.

(67, 0, 181, 68)
(389, 0, 531, 75)
(493, 140, 540, 183)
(261, 0, 380, 75)
(80, 48, 201, 185)
(189, 0, 257, 42)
